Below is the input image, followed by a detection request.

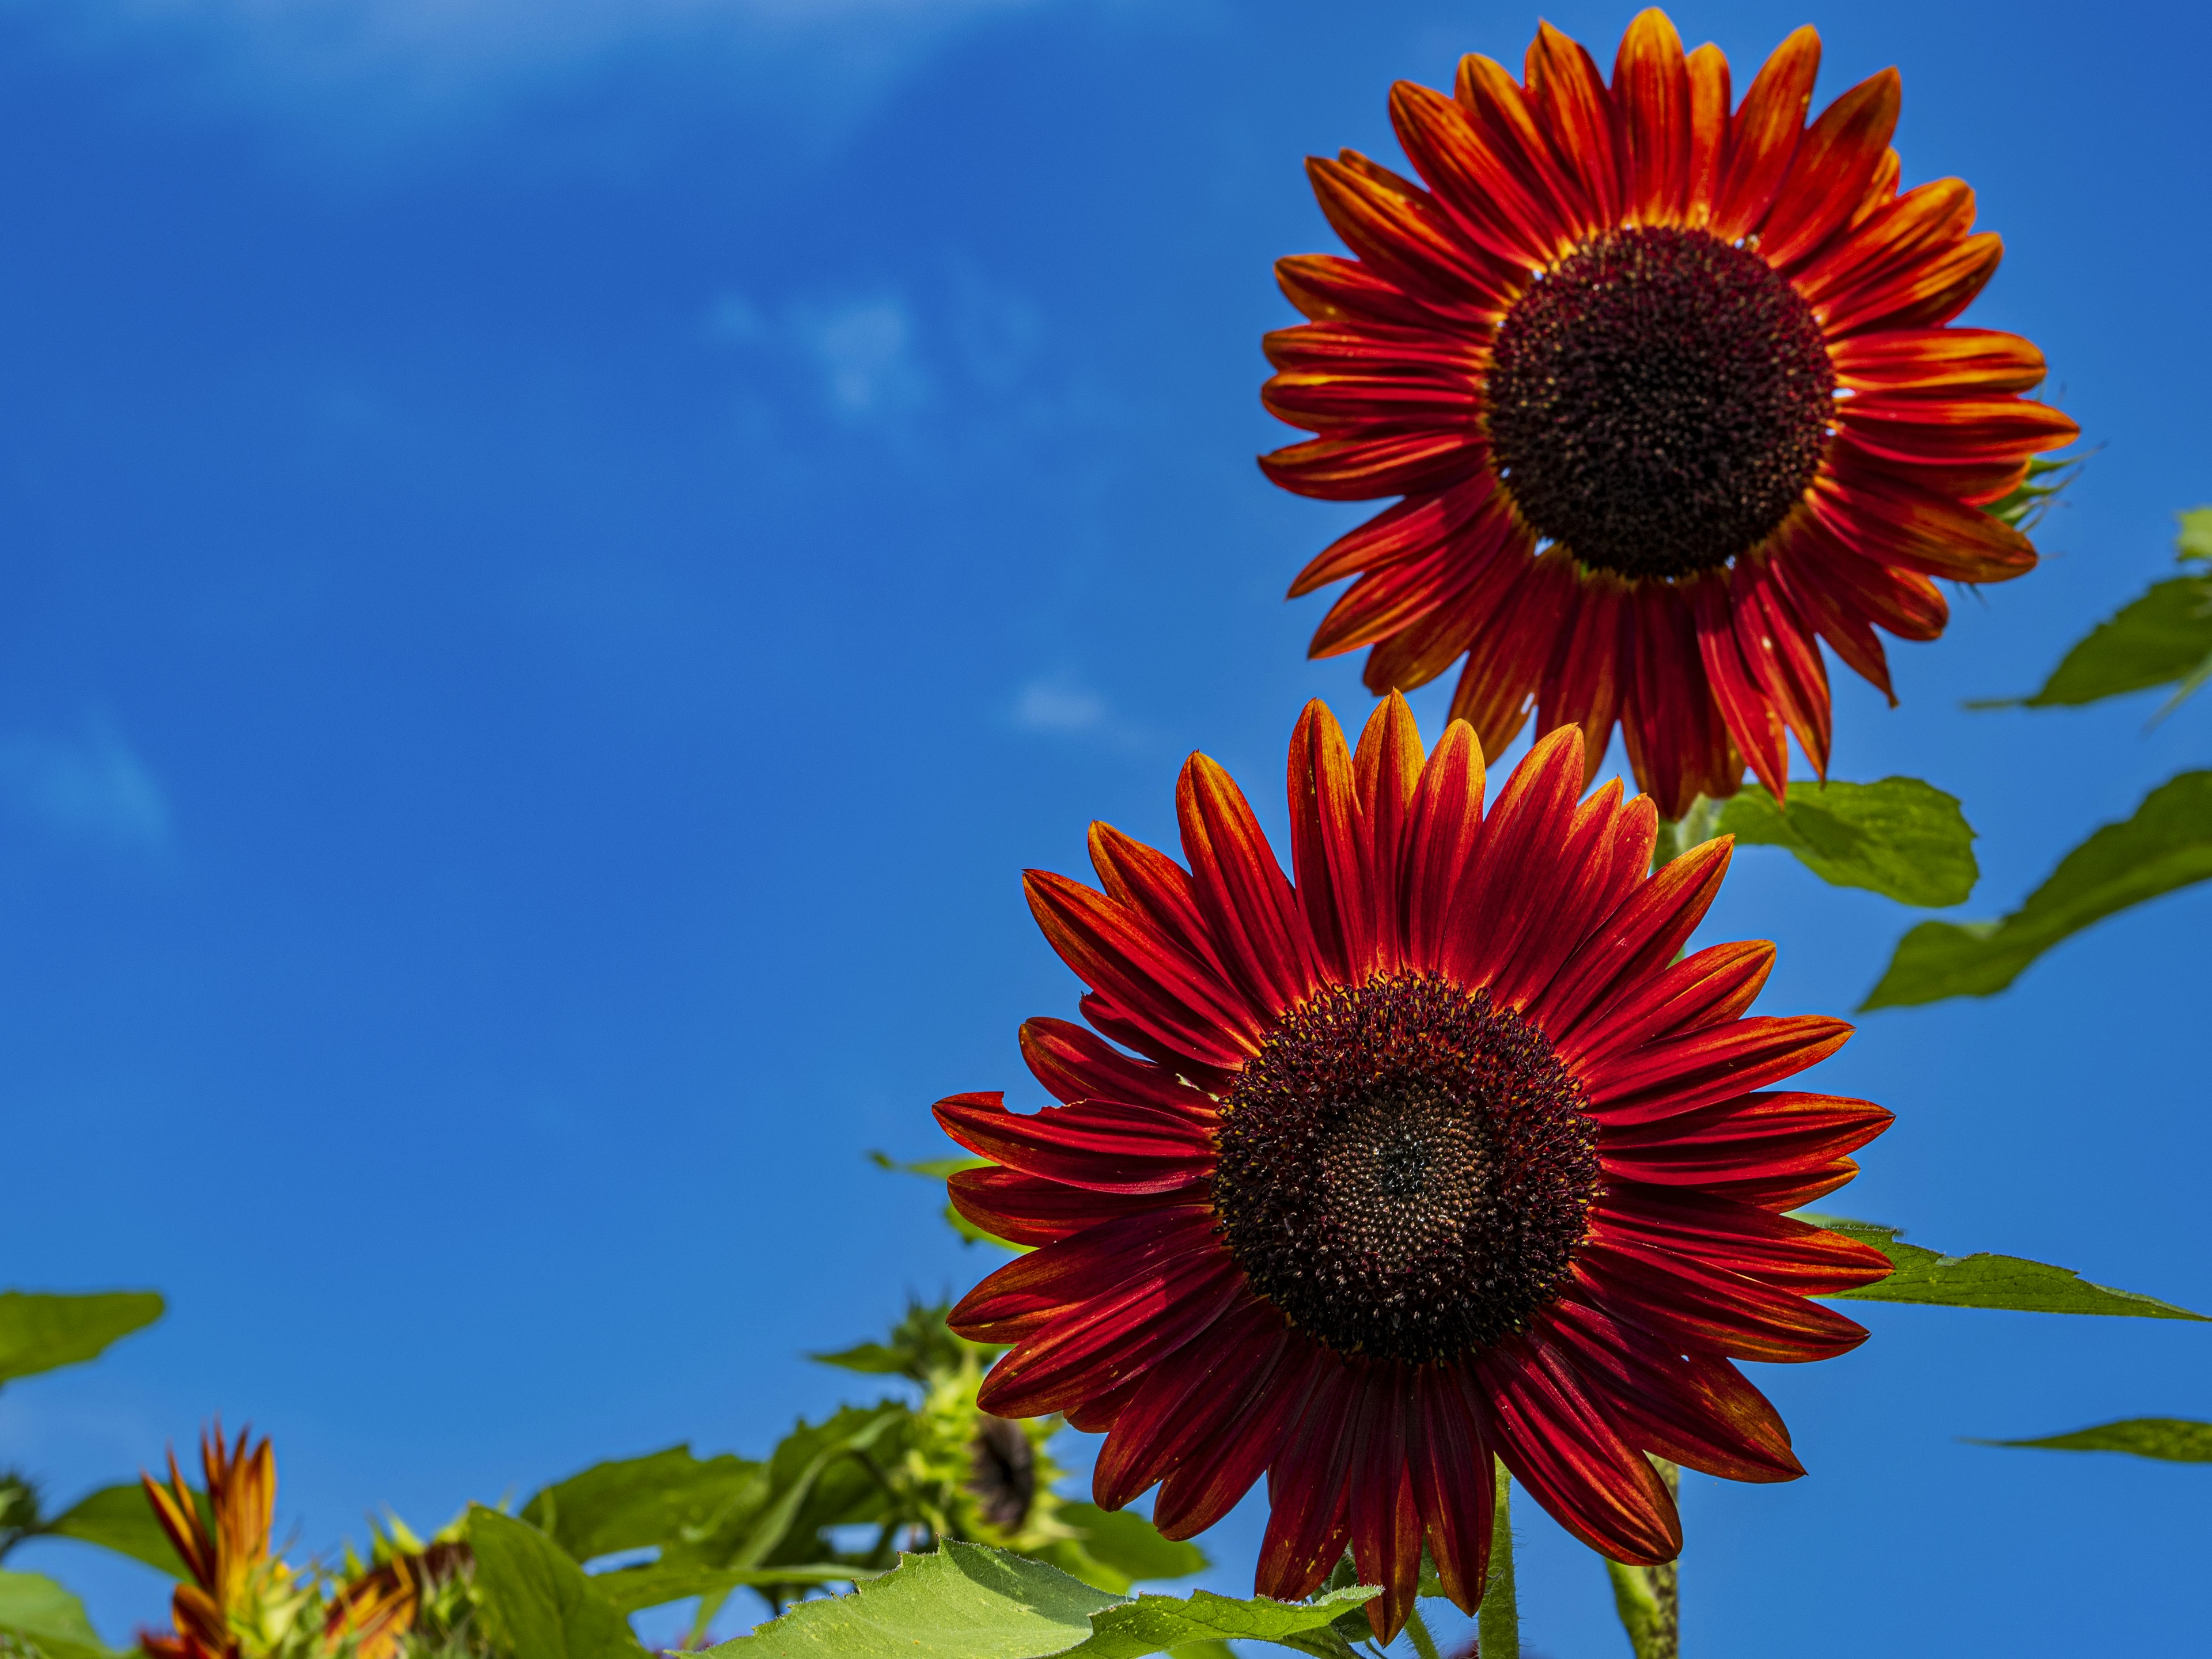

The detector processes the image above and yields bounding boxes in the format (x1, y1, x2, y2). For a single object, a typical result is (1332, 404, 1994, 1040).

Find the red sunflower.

(933, 696, 1893, 1641)
(1259, 10, 2078, 817)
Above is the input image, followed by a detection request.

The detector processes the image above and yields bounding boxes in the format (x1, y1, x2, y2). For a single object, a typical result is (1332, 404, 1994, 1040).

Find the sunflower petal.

(1408, 1367, 1494, 1613)
(1578, 1240, 1870, 1362)
(1613, 9, 1692, 226)
(1758, 67, 1902, 271)
(1256, 1359, 1359, 1601)
(1179, 754, 1323, 1016)
(1709, 24, 1819, 242)
(1475, 1334, 1681, 1563)
(933, 1093, 1213, 1195)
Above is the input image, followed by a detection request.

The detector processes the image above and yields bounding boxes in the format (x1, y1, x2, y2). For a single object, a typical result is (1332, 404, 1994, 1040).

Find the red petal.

(1525, 21, 1624, 229)
(949, 1165, 1180, 1248)
(1474, 1334, 1680, 1563)
(1077, 994, 1237, 1100)
(1596, 1184, 1895, 1294)
(1354, 692, 1426, 975)
(1485, 779, 1646, 1014)
(1758, 68, 1902, 271)
(1155, 1336, 1328, 1538)
(1831, 395, 2078, 467)
(981, 1248, 1245, 1418)
(1179, 755, 1322, 1018)
(1682, 42, 1730, 225)
(1732, 558, 1833, 777)
(1540, 1299, 1802, 1482)
(1613, 8, 1692, 225)
(1025, 869, 1263, 1068)
(1584, 1015, 1853, 1124)
(1304, 153, 1518, 323)
(1019, 1017, 1218, 1119)
(1813, 463, 2039, 585)
(1691, 574, 1790, 800)
(1442, 725, 1581, 990)
(1358, 491, 1532, 692)
(948, 1204, 1217, 1343)
(1402, 719, 1487, 974)
(1260, 427, 1486, 503)
(1794, 178, 1975, 312)
(1709, 25, 1820, 243)
(1577, 1241, 1870, 1362)
(1256, 1359, 1360, 1601)
(1532, 837, 1732, 1040)
(1457, 50, 1599, 241)
(1408, 1366, 1494, 1613)
(1289, 472, 1499, 599)
(1444, 552, 1560, 759)
(1616, 581, 1735, 820)
(1828, 327, 2047, 397)
(1391, 79, 1568, 271)
(1287, 699, 1370, 984)
(1087, 822, 1236, 989)
(1535, 572, 1629, 781)
(1600, 1088, 1890, 1190)
(1765, 523, 1894, 698)
(1093, 1294, 1286, 1510)
(1559, 939, 1775, 1073)
(1821, 232, 2002, 338)
(934, 1093, 1213, 1195)
(1347, 1367, 1423, 1641)
(1703, 1156, 1861, 1211)
(1275, 253, 1453, 331)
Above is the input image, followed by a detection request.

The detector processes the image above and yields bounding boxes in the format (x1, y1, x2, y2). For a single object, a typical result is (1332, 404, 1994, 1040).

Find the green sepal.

(1971, 1419, 2212, 1462)
(1715, 778, 1976, 907)
(1862, 771, 2212, 1007)
(1804, 1216, 2207, 1319)
(700, 1540, 1376, 1658)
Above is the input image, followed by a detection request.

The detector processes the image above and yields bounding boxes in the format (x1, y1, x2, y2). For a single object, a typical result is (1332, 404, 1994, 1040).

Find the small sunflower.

(140, 1424, 421, 1659)
(1260, 9, 2077, 816)
(933, 696, 1892, 1640)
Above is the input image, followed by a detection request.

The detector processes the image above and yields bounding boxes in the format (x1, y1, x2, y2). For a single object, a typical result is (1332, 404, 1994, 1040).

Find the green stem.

(1403, 1603, 1443, 1659)
(1603, 1459, 1680, 1659)
(1478, 1461, 1518, 1659)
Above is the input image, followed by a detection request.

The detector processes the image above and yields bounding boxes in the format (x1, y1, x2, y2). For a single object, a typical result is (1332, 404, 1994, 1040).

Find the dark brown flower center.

(1485, 225, 1835, 582)
(1211, 972, 1600, 1364)
(966, 1415, 1035, 1532)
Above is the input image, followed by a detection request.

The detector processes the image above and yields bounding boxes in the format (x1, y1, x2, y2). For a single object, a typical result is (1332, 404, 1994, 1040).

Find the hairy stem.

(1604, 1459, 1680, 1659)
(1478, 1461, 1518, 1659)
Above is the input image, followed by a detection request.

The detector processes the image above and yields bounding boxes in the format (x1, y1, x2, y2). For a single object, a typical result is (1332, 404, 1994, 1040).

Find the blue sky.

(0, 0, 2206, 1653)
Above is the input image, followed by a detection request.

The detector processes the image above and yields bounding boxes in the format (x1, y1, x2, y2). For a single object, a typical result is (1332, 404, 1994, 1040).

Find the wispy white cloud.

(1012, 675, 1107, 734)
(1009, 674, 1151, 753)
(9, 0, 1043, 136)
(0, 718, 172, 853)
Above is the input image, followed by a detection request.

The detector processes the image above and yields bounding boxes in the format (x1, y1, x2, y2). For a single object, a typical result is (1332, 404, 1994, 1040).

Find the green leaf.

(2176, 506, 2212, 563)
(0, 1293, 162, 1389)
(1805, 1216, 2208, 1320)
(468, 1506, 647, 1659)
(42, 1484, 196, 1578)
(809, 1303, 997, 1386)
(1973, 1418, 2212, 1462)
(0, 1569, 118, 1659)
(591, 1561, 868, 1618)
(1055, 1504, 1207, 1586)
(1862, 771, 2212, 1007)
(1990, 575, 2212, 710)
(702, 1540, 1375, 1658)
(520, 1446, 763, 1563)
(865, 1152, 1020, 1251)
(1714, 778, 1976, 907)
